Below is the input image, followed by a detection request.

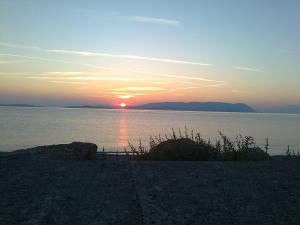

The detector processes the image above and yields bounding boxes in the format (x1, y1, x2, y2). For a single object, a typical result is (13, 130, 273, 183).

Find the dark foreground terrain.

(1, 157, 300, 225)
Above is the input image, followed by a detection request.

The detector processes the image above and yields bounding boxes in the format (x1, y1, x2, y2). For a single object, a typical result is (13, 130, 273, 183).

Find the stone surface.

(147, 138, 203, 160)
(245, 147, 270, 160)
(132, 160, 300, 225)
(0, 142, 98, 160)
(1, 157, 300, 225)
(146, 139, 270, 161)
(0, 159, 144, 225)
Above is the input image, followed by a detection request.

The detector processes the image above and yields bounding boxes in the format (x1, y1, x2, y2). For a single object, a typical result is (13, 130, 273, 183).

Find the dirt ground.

(1, 158, 300, 225)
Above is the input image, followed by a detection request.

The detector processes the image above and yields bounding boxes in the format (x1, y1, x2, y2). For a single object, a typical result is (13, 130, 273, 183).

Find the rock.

(147, 138, 202, 160)
(243, 147, 270, 161)
(0, 142, 98, 160)
(145, 139, 270, 161)
(153, 185, 163, 191)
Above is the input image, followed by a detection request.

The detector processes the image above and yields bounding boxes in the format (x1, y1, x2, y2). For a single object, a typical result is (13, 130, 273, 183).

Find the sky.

(0, 0, 299, 107)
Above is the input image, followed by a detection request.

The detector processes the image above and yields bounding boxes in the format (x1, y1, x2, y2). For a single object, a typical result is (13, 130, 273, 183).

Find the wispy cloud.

(27, 76, 52, 79)
(0, 59, 29, 64)
(279, 49, 295, 54)
(41, 71, 128, 77)
(0, 42, 41, 50)
(133, 70, 224, 83)
(48, 49, 212, 66)
(2, 68, 227, 91)
(205, 83, 227, 87)
(25, 70, 162, 82)
(177, 86, 198, 90)
(67, 77, 159, 81)
(124, 16, 180, 26)
(0, 41, 212, 66)
(0, 53, 73, 64)
(118, 93, 145, 99)
(0, 72, 31, 76)
(235, 66, 263, 73)
(48, 80, 86, 85)
(108, 87, 165, 92)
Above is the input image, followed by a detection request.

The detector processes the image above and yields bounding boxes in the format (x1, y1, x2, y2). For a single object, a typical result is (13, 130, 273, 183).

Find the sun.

(120, 103, 126, 108)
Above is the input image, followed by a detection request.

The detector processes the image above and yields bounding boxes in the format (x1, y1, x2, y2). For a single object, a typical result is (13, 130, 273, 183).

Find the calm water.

(0, 107, 300, 155)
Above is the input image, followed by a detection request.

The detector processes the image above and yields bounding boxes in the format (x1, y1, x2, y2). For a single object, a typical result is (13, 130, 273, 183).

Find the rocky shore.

(0, 144, 300, 225)
(0, 142, 98, 160)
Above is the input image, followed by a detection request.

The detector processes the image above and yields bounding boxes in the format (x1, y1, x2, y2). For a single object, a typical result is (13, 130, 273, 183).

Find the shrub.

(125, 128, 270, 161)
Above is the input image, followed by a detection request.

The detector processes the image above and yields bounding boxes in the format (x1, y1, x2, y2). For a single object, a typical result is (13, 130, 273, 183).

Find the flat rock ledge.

(0, 142, 98, 160)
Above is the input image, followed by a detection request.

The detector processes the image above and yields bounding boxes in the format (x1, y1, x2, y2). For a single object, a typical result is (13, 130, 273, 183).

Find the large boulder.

(145, 138, 213, 160)
(0, 142, 98, 160)
(240, 147, 270, 161)
(141, 139, 270, 161)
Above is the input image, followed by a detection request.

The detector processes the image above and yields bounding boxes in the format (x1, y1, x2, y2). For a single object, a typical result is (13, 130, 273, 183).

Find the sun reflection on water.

(118, 111, 128, 149)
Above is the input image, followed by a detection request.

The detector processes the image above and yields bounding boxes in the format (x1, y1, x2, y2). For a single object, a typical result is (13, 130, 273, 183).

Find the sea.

(0, 106, 300, 155)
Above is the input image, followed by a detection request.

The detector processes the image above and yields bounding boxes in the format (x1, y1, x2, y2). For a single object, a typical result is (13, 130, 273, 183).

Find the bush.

(125, 128, 270, 161)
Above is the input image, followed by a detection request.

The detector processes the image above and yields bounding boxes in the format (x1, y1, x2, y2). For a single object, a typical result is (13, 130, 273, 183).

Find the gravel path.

(1, 158, 300, 225)
(0, 159, 144, 225)
(132, 160, 300, 225)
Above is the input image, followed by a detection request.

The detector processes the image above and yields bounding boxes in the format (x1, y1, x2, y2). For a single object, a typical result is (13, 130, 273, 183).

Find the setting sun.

(120, 103, 126, 108)
(1, 1, 300, 224)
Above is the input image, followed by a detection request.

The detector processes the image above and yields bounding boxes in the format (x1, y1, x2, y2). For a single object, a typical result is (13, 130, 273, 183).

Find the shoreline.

(2, 105, 300, 115)
(0, 149, 292, 159)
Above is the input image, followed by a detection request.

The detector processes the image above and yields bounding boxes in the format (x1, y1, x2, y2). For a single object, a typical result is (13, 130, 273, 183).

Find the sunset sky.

(0, 0, 299, 107)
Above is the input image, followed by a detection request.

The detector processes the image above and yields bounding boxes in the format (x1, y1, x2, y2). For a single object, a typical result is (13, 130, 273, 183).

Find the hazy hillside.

(131, 102, 256, 112)
(0, 104, 41, 107)
(66, 105, 113, 109)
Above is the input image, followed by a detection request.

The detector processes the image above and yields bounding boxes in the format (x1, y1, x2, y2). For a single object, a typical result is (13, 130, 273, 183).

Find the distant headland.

(2, 102, 300, 114)
(129, 102, 256, 112)
(0, 104, 42, 107)
(67, 102, 256, 113)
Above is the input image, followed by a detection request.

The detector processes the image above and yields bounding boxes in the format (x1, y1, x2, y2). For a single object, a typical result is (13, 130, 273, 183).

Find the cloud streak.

(48, 80, 86, 85)
(279, 49, 295, 54)
(235, 66, 263, 73)
(67, 77, 160, 81)
(48, 49, 212, 66)
(0, 42, 41, 50)
(27, 76, 160, 82)
(125, 16, 180, 26)
(118, 93, 145, 99)
(108, 87, 165, 92)
(133, 70, 226, 84)
(0, 53, 73, 64)
(0, 59, 29, 64)
(0, 41, 212, 66)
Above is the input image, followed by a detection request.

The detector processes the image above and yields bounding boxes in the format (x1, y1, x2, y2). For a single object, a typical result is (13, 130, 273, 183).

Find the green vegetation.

(125, 128, 270, 161)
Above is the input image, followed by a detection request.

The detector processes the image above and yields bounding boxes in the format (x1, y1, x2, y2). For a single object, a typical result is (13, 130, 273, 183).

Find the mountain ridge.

(129, 101, 256, 112)
(5, 102, 300, 114)
(0, 104, 42, 107)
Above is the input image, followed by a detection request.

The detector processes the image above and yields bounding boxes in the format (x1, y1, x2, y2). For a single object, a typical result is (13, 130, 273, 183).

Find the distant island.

(130, 102, 256, 112)
(0, 104, 42, 107)
(4, 102, 300, 114)
(66, 102, 256, 113)
(67, 105, 114, 109)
